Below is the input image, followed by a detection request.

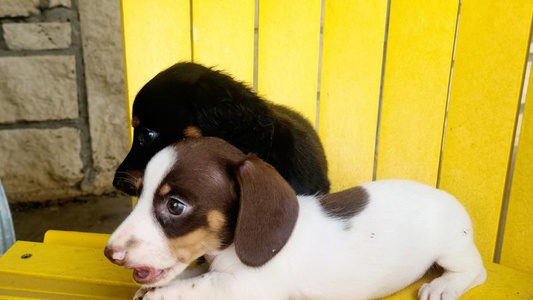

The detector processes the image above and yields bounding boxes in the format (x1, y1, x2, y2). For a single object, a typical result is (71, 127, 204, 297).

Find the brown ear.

(234, 155, 299, 267)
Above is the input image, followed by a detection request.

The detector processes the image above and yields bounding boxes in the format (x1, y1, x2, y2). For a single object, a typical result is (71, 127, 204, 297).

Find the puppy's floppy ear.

(234, 155, 299, 267)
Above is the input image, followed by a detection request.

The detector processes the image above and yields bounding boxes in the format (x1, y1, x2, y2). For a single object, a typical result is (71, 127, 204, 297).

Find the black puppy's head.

(113, 62, 273, 196)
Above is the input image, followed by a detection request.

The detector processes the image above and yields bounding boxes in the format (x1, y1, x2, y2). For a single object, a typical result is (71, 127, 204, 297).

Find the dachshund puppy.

(113, 62, 329, 196)
(105, 137, 486, 300)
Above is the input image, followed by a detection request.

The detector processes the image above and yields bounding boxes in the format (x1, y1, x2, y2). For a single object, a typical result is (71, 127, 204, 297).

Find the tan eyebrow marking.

(131, 116, 140, 128)
(134, 178, 142, 190)
(183, 126, 203, 138)
(159, 183, 171, 196)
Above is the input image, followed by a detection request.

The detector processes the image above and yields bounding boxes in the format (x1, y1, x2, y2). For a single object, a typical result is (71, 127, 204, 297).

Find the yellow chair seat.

(1, 230, 532, 299)
(0, 232, 137, 300)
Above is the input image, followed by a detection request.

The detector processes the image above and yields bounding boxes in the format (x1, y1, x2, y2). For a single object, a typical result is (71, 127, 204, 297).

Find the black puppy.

(113, 62, 329, 196)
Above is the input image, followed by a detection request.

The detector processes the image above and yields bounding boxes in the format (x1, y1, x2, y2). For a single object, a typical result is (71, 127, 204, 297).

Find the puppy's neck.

(208, 196, 346, 273)
(208, 245, 242, 272)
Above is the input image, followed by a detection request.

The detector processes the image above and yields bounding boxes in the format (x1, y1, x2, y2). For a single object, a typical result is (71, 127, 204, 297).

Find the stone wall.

(0, 0, 129, 203)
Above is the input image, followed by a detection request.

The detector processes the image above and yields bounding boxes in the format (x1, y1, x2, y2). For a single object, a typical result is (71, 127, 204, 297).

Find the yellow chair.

(1, 0, 532, 298)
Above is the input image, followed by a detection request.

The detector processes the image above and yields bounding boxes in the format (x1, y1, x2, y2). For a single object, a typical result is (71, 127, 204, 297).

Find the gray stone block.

(0, 128, 84, 203)
(49, 0, 71, 8)
(3, 22, 72, 50)
(79, 0, 128, 192)
(0, 56, 78, 123)
(0, 0, 39, 18)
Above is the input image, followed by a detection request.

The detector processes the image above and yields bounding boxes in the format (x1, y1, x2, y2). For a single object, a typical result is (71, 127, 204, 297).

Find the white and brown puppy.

(105, 137, 486, 300)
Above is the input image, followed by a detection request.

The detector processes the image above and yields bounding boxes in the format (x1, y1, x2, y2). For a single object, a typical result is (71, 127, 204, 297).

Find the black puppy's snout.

(113, 169, 143, 196)
(112, 176, 136, 196)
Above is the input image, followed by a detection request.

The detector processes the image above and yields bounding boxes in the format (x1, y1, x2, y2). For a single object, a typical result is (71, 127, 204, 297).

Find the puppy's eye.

(167, 198, 187, 215)
(138, 128, 159, 146)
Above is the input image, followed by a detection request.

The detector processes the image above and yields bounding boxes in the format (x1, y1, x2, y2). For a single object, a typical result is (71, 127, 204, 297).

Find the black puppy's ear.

(234, 155, 299, 267)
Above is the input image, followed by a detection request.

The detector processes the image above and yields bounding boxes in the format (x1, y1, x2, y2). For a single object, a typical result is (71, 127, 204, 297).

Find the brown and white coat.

(105, 137, 486, 300)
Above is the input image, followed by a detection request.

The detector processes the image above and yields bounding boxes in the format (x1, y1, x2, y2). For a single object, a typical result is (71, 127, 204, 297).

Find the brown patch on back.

(183, 126, 203, 138)
(319, 186, 369, 219)
(159, 184, 171, 197)
(131, 116, 140, 128)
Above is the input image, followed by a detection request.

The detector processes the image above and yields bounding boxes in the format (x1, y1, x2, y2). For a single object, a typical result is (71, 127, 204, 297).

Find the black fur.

(113, 62, 330, 196)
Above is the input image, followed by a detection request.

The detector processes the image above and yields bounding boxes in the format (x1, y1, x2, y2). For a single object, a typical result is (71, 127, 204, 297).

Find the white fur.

(132, 179, 485, 300)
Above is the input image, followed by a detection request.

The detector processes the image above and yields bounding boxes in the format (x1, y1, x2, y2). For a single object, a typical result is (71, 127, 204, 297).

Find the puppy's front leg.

(139, 272, 258, 300)
(175, 261, 210, 280)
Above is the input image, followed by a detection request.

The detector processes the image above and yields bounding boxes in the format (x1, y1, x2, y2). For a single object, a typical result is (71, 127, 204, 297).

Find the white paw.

(134, 286, 173, 300)
(136, 286, 167, 300)
(418, 281, 459, 300)
(133, 287, 151, 300)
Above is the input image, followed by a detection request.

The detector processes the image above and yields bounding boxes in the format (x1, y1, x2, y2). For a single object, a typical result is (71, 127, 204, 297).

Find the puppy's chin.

(134, 261, 189, 287)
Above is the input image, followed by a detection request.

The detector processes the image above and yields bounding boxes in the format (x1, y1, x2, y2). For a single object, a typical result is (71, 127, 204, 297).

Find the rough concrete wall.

(0, 0, 129, 203)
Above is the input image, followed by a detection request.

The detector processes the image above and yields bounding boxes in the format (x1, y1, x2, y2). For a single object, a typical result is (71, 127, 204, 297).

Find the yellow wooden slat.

(376, 0, 459, 185)
(318, 0, 387, 191)
(501, 57, 533, 273)
(192, 0, 255, 84)
(121, 0, 191, 128)
(384, 262, 533, 299)
(0, 241, 136, 299)
(439, 0, 533, 261)
(1, 243, 532, 299)
(257, 0, 321, 124)
(43, 230, 109, 249)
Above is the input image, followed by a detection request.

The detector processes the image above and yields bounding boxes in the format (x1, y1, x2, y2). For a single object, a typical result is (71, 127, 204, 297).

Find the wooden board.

(192, 0, 255, 84)
(257, 0, 322, 124)
(383, 261, 533, 299)
(0, 241, 137, 299)
(318, 0, 388, 191)
(376, 0, 459, 186)
(438, 0, 533, 261)
(121, 0, 192, 128)
(1, 240, 531, 299)
(501, 53, 533, 274)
